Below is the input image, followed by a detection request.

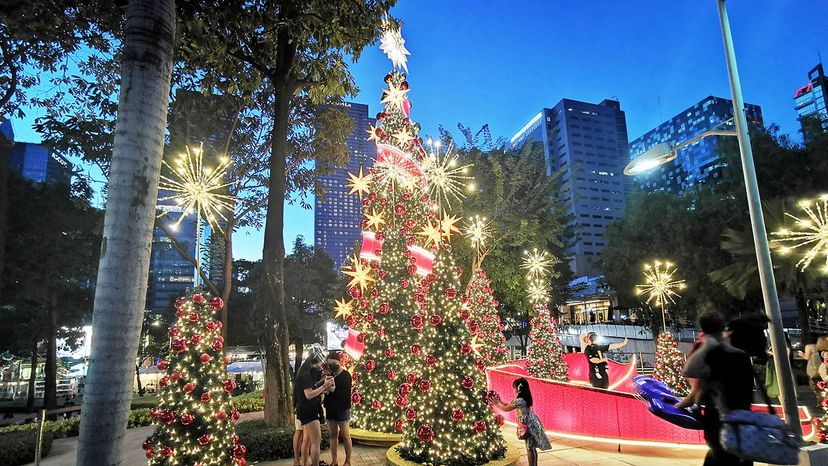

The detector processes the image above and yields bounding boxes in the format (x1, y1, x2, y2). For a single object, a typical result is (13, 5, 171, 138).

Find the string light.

(420, 141, 474, 211)
(521, 248, 555, 280)
(635, 261, 686, 308)
(772, 196, 828, 273)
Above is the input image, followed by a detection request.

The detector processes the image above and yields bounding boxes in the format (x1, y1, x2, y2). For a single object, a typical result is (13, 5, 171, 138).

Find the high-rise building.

(507, 98, 630, 277)
(314, 102, 376, 270)
(1, 118, 13, 142)
(147, 91, 236, 313)
(9, 142, 72, 184)
(629, 96, 763, 195)
(794, 63, 828, 143)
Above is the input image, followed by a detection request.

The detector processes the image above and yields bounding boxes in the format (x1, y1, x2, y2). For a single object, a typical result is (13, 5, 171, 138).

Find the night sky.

(11, 1, 827, 260)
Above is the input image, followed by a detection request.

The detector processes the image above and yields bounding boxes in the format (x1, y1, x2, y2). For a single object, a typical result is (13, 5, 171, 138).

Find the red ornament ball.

(168, 327, 179, 337)
(411, 314, 424, 330)
(224, 379, 237, 393)
(461, 376, 474, 389)
(192, 293, 205, 305)
(395, 396, 409, 408)
(364, 312, 375, 323)
(445, 287, 458, 299)
(145, 449, 155, 459)
(399, 383, 412, 396)
(180, 413, 194, 425)
(175, 309, 185, 318)
(365, 360, 377, 372)
(231, 409, 241, 421)
(189, 335, 202, 346)
(183, 382, 196, 394)
(209, 296, 224, 312)
(405, 407, 417, 421)
(451, 408, 465, 422)
(379, 302, 391, 315)
(473, 420, 487, 433)
(476, 359, 486, 372)
(204, 321, 218, 332)
(400, 278, 409, 289)
(459, 309, 471, 320)
(157, 360, 169, 371)
(351, 392, 362, 404)
(395, 419, 405, 431)
(142, 438, 153, 450)
(356, 333, 366, 343)
(160, 446, 173, 457)
(495, 414, 505, 426)
(405, 217, 417, 229)
(200, 392, 212, 403)
(200, 353, 211, 364)
(387, 369, 397, 380)
(375, 230, 386, 241)
(377, 327, 386, 337)
(212, 340, 223, 351)
(425, 354, 437, 366)
(159, 376, 169, 388)
(236, 459, 248, 466)
(430, 314, 443, 326)
(459, 342, 472, 355)
(818, 381, 827, 390)
(189, 311, 201, 323)
(216, 411, 228, 421)
(406, 372, 418, 385)
(198, 434, 212, 446)
(170, 371, 182, 382)
(411, 344, 421, 355)
(394, 204, 406, 217)
(348, 287, 361, 299)
(407, 264, 418, 276)
(384, 348, 396, 358)
(419, 379, 432, 393)
(352, 372, 360, 382)
(371, 400, 382, 410)
(416, 424, 434, 442)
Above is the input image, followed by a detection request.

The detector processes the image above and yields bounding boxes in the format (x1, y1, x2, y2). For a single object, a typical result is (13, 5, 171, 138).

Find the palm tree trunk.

(76, 1, 175, 463)
(26, 339, 38, 412)
(220, 216, 234, 341)
(259, 78, 295, 426)
(44, 305, 58, 411)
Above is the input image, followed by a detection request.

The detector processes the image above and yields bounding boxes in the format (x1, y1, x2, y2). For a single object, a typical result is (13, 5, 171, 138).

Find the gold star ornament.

(346, 167, 372, 198)
(334, 298, 354, 319)
(364, 209, 386, 230)
(440, 214, 461, 242)
(418, 220, 443, 248)
(381, 82, 410, 111)
(344, 255, 375, 291)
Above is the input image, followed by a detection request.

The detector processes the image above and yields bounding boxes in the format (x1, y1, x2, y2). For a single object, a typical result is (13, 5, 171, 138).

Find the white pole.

(716, 0, 801, 435)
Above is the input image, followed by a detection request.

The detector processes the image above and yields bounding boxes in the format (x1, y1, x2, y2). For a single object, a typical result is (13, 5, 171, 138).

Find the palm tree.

(76, 1, 176, 464)
(709, 198, 823, 343)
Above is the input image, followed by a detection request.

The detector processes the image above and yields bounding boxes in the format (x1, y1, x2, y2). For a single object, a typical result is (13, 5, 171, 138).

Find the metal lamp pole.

(716, 0, 801, 434)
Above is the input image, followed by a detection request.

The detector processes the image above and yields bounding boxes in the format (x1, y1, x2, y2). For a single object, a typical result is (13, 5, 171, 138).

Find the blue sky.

(10, 0, 826, 261)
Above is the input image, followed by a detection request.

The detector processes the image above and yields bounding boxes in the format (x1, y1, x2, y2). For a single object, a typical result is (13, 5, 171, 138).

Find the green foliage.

(235, 420, 329, 462)
(0, 409, 156, 440)
(284, 236, 340, 345)
(232, 391, 266, 414)
(0, 429, 53, 465)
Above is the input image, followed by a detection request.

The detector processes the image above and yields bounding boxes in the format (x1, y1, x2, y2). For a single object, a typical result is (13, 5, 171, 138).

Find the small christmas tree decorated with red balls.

(143, 291, 247, 466)
(527, 304, 569, 382)
(813, 376, 828, 442)
(464, 269, 508, 367)
(653, 332, 690, 396)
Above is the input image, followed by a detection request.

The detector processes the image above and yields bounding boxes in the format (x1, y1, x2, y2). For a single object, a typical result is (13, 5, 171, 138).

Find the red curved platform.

(486, 354, 815, 448)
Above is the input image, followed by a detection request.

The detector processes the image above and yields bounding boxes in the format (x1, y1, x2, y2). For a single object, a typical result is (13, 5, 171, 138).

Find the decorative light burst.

(636, 260, 686, 330)
(379, 21, 410, 72)
(526, 279, 550, 306)
(420, 141, 473, 210)
(464, 215, 492, 254)
(343, 254, 375, 292)
(158, 143, 235, 231)
(522, 248, 555, 280)
(372, 150, 418, 192)
(772, 196, 828, 273)
(346, 166, 372, 198)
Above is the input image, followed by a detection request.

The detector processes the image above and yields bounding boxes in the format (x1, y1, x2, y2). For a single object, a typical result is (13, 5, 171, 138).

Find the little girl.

(491, 377, 551, 466)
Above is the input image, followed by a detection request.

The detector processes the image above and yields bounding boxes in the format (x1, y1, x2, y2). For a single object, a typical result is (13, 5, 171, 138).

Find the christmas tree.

(464, 269, 508, 366)
(653, 332, 690, 396)
(527, 304, 569, 382)
(398, 246, 506, 464)
(522, 249, 569, 382)
(143, 291, 247, 466)
(814, 379, 828, 442)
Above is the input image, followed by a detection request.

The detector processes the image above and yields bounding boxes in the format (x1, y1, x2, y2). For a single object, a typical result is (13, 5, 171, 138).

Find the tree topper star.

(379, 23, 410, 72)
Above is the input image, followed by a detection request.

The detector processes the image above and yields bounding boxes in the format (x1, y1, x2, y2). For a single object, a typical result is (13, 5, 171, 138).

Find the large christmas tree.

(653, 332, 690, 396)
(815, 379, 828, 443)
(464, 269, 508, 366)
(523, 249, 569, 381)
(143, 291, 247, 466)
(398, 246, 506, 464)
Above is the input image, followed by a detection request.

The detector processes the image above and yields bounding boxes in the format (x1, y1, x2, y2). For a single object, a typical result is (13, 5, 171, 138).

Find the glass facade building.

(9, 142, 72, 184)
(507, 98, 630, 278)
(629, 96, 763, 195)
(147, 199, 201, 313)
(314, 102, 376, 270)
(794, 63, 828, 143)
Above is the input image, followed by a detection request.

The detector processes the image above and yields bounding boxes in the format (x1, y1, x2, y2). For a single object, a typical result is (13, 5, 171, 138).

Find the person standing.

(584, 333, 629, 388)
(491, 378, 551, 466)
(295, 349, 334, 466)
(324, 351, 353, 466)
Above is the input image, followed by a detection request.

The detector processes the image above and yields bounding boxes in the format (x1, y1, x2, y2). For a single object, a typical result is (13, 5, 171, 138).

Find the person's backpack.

(807, 350, 822, 379)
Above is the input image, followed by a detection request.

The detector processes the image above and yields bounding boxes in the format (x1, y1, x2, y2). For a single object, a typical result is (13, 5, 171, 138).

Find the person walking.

(584, 333, 629, 389)
(324, 351, 353, 466)
(491, 377, 551, 466)
(295, 348, 334, 466)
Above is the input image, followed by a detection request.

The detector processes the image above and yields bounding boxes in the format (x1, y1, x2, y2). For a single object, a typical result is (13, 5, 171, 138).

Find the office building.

(314, 102, 377, 270)
(794, 63, 828, 143)
(9, 142, 72, 184)
(629, 96, 763, 194)
(507, 98, 630, 277)
(147, 91, 235, 313)
(1, 118, 12, 142)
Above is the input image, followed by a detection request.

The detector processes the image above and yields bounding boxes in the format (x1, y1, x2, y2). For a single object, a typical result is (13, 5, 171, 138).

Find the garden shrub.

(0, 429, 54, 465)
(233, 391, 266, 413)
(235, 420, 329, 461)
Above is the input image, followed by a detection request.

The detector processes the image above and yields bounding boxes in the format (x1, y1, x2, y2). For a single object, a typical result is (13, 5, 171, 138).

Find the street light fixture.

(622, 0, 802, 436)
(623, 126, 737, 176)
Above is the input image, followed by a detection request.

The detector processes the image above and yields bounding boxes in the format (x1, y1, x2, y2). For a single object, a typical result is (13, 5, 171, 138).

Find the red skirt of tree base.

(486, 355, 816, 446)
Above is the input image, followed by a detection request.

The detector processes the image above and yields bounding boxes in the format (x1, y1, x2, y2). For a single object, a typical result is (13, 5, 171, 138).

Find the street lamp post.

(717, 0, 800, 435)
(621, 0, 802, 436)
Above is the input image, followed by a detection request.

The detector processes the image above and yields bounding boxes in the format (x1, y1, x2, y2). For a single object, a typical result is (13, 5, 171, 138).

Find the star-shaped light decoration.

(464, 215, 493, 255)
(772, 196, 828, 273)
(158, 143, 236, 230)
(365, 209, 386, 230)
(334, 298, 354, 319)
(635, 261, 686, 307)
(381, 82, 410, 111)
(420, 142, 473, 210)
(379, 21, 410, 72)
(526, 280, 550, 306)
(521, 249, 555, 280)
(418, 220, 443, 248)
(470, 334, 484, 355)
(367, 125, 382, 142)
(394, 128, 416, 146)
(440, 213, 461, 242)
(347, 166, 372, 198)
(344, 255, 375, 291)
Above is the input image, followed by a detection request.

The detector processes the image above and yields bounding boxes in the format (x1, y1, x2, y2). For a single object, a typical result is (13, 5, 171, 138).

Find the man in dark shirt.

(324, 351, 353, 466)
(584, 332, 628, 389)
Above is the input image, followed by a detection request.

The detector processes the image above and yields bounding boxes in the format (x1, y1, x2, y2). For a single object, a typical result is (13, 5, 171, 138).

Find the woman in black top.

(295, 349, 334, 466)
(324, 351, 353, 466)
